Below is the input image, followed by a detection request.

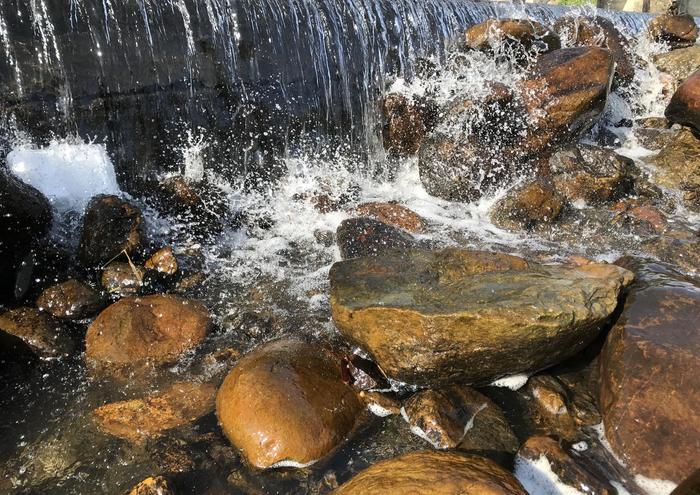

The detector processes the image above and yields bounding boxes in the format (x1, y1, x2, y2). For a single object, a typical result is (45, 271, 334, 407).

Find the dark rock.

(648, 12, 698, 49)
(341, 354, 389, 391)
(464, 19, 560, 59)
(382, 93, 428, 157)
(515, 436, 617, 495)
(360, 391, 401, 417)
(671, 469, 700, 495)
(526, 375, 578, 441)
(101, 262, 144, 297)
(330, 248, 632, 386)
(0, 168, 52, 302)
(0, 307, 72, 358)
(666, 68, 700, 134)
(85, 295, 211, 373)
(330, 451, 528, 495)
(549, 144, 639, 205)
(648, 127, 700, 212)
(554, 16, 634, 86)
(598, 264, 700, 483)
(127, 476, 174, 495)
(336, 217, 416, 259)
(215, 339, 362, 469)
(36, 279, 105, 320)
(79, 195, 145, 268)
(519, 47, 614, 159)
(491, 180, 564, 230)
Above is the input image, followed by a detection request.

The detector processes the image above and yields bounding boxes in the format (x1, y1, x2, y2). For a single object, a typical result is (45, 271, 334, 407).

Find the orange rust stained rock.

(353, 202, 426, 233)
(330, 450, 527, 495)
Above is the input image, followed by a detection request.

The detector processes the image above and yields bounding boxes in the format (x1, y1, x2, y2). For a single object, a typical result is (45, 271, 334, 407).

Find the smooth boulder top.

(330, 450, 527, 495)
(330, 248, 633, 385)
(666, 67, 700, 134)
(215, 339, 362, 469)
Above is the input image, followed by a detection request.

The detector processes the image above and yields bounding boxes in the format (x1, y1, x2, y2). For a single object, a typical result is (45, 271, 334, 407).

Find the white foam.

(491, 373, 529, 390)
(514, 454, 587, 495)
(634, 475, 678, 495)
(367, 402, 394, 417)
(7, 140, 119, 211)
(268, 458, 317, 469)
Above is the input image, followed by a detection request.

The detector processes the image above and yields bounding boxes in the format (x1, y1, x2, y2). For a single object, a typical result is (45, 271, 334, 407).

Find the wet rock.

(0, 307, 72, 358)
(79, 195, 145, 267)
(382, 93, 427, 157)
(94, 382, 215, 444)
(648, 12, 698, 49)
(127, 476, 174, 495)
(402, 386, 518, 459)
(101, 262, 144, 296)
(36, 279, 104, 320)
(341, 354, 389, 391)
(418, 133, 511, 202)
(336, 217, 416, 259)
(526, 375, 578, 440)
(0, 168, 52, 302)
(554, 15, 634, 86)
(666, 68, 700, 134)
(671, 469, 700, 495)
(215, 339, 362, 469)
(519, 47, 614, 158)
(515, 436, 617, 495)
(330, 248, 632, 386)
(360, 391, 401, 417)
(598, 265, 700, 483)
(641, 229, 700, 274)
(648, 127, 700, 212)
(633, 117, 679, 150)
(153, 175, 232, 238)
(653, 45, 700, 90)
(612, 202, 669, 235)
(144, 247, 178, 276)
(85, 294, 211, 372)
(464, 19, 560, 58)
(549, 144, 639, 205)
(353, 202, 426, 233)
(330, 451, 527, 495)
(491, 180, 564, 230)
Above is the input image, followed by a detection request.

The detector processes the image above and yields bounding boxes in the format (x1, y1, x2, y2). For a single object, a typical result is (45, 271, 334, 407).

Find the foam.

(514, 454, 587, 495)
(490, 373, 529, 391)
(634, 475, 677, 495)
(268, 458, 317, 469)
(7, 140, 119, 211)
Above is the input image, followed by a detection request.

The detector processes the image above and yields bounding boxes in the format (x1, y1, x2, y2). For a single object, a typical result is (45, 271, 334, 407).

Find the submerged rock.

(0, 168, 52, 302)
(515, 436, 616, 495)
(666, 68, 700, 134)
(215, 339, 362, 469)
(0, 307, 72, 358)
(548, 144, 639, 205)
(463, 19, 560, 58)
(491, 180, 564, 230)
(598, 264, 700, 484)
(648, 11, 698, 49)
(85, 295, 211, 372)
(353, 202, 426, 233)
(36, 279, 104, 320)
(402, 386, 518, 460)
(330, 248, 632, 386)
(79, 195, 145, 267)
(93, 382, 215, 444)
(554, 15, 634, 86)
(101, 261, 144, 296)
(330, 451, 527, 495)
(336, 217, 416, 259)
(519, 47, 614, 158)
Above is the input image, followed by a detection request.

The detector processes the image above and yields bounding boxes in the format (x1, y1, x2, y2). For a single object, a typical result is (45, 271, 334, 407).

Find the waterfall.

(0, 0, 665, 190)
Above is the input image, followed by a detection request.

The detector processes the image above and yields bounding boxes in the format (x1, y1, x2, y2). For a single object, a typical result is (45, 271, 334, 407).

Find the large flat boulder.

(330, 451, 527, 495)
(598, 264, 700, 484)
(330, 248, 632, 386)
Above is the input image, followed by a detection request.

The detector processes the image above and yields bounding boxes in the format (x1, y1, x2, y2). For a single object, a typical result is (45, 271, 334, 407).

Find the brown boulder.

(653, 45, 700, 91)
(382, 93, 427, 157)
(36, 279, 104, 320)
(648, 13, 698, 49)
(330, 248, 632, 385)
(526, 375, 578, 440)
(144, 247, 178, 276)
(353, 202, 425, 233)
(666, 68, 700, 134)
(94, 382, 215, 444)
(215, 339, 362, 469)
(336, 217, 416, 259)
(85, 295, 211, 371)
(598, 266, 700, 483)
(0, 307, 72, 358)
(331, 451, 527, 495)
(515, 436, 616, 495)
(464, 19, 560, 57)
(648, 126, 700, 212)
(519, 47, 614, 158)
(491, 180, 564, 230)
(554, 16, 634, 86)
(79, 195, 144, 267)
(671, 469, 700, 495)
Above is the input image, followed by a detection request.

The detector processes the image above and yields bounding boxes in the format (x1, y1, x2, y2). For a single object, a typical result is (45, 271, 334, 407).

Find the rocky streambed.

(1, 5, 700, 495)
